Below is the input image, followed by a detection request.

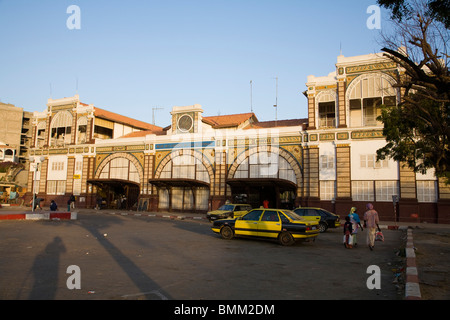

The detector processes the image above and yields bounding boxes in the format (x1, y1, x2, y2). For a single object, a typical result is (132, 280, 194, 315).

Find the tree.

(376, 0, 450, 183)
(378, 0, 450, 28)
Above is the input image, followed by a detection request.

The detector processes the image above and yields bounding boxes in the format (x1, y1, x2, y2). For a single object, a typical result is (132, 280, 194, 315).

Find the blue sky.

(0, 0, 390, 127)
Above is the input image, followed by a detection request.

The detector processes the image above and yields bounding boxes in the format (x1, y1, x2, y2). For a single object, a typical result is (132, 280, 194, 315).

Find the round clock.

(178, 114, 193, 133)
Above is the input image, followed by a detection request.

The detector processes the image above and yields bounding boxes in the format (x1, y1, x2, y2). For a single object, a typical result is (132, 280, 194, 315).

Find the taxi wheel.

(318, 222, 328, 233)
(220, 225, 234, 240)
(278, 231, 295, 246)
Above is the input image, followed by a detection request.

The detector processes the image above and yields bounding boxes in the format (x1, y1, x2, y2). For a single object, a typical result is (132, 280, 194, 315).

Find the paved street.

(0, 210, 405, 300)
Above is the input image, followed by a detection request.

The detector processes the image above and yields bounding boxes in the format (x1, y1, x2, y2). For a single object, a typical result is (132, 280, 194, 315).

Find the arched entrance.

(89, 153, 144, 209)
(227, 147, 302, 209)
(151, 150, 214, 212)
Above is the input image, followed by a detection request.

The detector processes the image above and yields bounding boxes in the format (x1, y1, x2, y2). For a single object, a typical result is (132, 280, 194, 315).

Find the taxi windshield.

(280, 210, 303, 220)
(218, 204, 234, 211)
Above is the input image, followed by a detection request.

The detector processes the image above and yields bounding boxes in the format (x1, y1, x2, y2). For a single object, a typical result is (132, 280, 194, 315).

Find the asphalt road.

(0, 211, 405, 300)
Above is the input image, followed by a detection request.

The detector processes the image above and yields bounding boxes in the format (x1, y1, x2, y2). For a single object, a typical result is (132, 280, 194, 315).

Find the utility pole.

(250, 80, 253, 113)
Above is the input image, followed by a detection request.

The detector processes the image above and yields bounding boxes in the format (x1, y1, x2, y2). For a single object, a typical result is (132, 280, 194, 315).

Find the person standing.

(363, 203, 379, 251)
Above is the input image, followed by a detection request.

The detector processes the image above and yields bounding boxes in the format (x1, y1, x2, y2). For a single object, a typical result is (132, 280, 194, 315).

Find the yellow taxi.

(207, 203, 252, 221)
(211, 208, 320, 246)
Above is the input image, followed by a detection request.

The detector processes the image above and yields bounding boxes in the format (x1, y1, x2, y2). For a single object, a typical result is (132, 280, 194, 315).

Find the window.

(261, 210, 280, 222)
(417, 181, 437, 203)
(352, 181, 374, 201)
(348, 74, 398, 127)
(320, 155, 334, 169)
(160, 154, 210, 183)
(320, 180, 336, 200)
(99, 157, 140, 183)
(51, 162, 65, 171)
(234, 153, 297, 184)
(375, 181, 399, 202)
(77, 116, 88, 144)
(50, 111, 73, 146)
(360, 154, 388, 169)
(47, 180, 66, 195)
(241, 209, 263, 221)
(319, 102, 336, 128)
(316, 91, 336, 128)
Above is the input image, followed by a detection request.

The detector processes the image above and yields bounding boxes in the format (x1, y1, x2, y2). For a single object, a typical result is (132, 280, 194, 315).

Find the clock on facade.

(177, 114, 193, 133)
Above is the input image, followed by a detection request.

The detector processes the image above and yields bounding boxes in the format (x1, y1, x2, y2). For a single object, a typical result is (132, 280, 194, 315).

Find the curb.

(0, 212, 78, 221)
(107, 211, 208, 221)
(405, 228, 421, 300)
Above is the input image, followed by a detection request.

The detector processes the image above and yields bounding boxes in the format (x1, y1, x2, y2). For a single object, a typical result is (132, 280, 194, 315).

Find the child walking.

(343, 216, 353, 249)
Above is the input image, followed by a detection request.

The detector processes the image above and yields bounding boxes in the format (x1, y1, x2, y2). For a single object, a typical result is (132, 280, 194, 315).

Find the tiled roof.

(247, 118, 308, 129)
(94, 107, 162, 131)
(202, 113, 258, 128)
(120, 129, 167, 138)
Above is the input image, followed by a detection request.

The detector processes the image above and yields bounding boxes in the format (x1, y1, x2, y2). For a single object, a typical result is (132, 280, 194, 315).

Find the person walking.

(348, 207, 363, 247)
(343, 216, 353, 249)
(363, 203, 379, 251)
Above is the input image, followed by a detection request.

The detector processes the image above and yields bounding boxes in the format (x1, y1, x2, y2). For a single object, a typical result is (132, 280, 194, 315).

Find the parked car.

(207, 204, 252, 221)
(211, 208, 320, 246)
(293, 207, 341, 233)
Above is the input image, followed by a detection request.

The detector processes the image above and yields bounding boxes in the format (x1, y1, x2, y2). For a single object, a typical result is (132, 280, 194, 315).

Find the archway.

(151, 150, 214, 212)
(227, 146, 302, 209)
(89, 153, 144, 209)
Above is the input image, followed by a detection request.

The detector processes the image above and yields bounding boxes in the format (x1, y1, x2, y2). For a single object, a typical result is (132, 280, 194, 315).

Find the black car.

(293, 207, 341, 233)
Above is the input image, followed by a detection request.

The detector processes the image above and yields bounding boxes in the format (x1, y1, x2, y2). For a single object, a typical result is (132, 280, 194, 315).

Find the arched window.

(99, 157, 140, 184)
(157, 154, 211, 211)
(50, 111, 73, 146)
(159, 154, 210, 184)
(316, 90, 337, 128)
(347, 73, 398, 127)
(234, 152, 297, 184)
(77, 116, 87, 144)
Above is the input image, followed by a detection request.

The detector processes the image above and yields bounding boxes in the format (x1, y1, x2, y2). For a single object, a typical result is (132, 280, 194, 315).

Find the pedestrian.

(50, 200, 58, 211)
(263, 199, 269, 208)
(95, 195, 102, 210)
(69, 194, 75, 209)
(343, 216, 353, 248)
(363, 203, 380, 251)
(348, 207, 363, 247)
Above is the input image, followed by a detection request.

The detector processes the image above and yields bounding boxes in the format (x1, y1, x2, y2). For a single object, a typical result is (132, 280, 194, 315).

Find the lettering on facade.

(346, 62, 397, 75)
(319, 133, 335, 141)
(351, 130, 384, 139)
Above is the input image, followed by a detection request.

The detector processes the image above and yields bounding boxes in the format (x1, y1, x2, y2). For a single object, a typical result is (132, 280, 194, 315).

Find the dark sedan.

(293, 207, 341, 233)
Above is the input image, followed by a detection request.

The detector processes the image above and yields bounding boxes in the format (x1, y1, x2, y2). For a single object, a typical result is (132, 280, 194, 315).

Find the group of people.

(48, 194, 76, 212)
(343, 203, 380, 251)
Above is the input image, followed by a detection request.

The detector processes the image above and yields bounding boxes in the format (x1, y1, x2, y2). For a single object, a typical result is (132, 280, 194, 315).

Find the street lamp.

(29, 156, 45, 212)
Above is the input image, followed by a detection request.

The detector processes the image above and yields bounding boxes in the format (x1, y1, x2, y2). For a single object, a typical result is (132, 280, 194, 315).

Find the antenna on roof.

(273, 77, 278, 125)
(250, 80, 253, 113)
(152, 106, 163, 126)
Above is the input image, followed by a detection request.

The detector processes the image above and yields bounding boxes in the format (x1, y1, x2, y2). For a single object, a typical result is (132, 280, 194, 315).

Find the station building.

(27, 52, 450, 223)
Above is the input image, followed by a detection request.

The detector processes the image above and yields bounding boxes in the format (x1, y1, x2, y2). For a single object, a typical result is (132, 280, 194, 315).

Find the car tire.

(278, 231, 295, 246)
(319, 222, 328, 233)
(220, 225, 234, 240)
